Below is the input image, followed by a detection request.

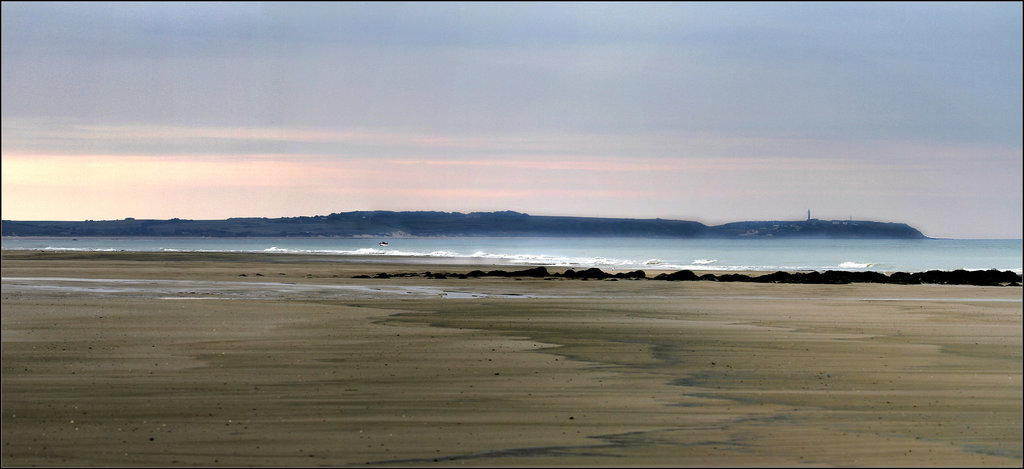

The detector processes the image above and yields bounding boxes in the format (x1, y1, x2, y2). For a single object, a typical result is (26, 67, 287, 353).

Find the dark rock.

(888, 272, 919, 284)
(818, 271, 854, 284)
(913, 270, 948, 285)
(614, 270, 647, 279)
(853, 271, 891, 283)
(787, 271, 821, 283)
(717, 273, 752, 282)
(912, 268, 1023, 286)
(969, 269, 1022, 286)
(514, 266, 551, 277)
(561, 268, 611, 280)
(755, 271, 792, 283)
(484, 266, 549, 278)
(578, 268, 610, 280)
(561, 268, 610, 279)
(353, 266, 1019, 287)
(654, 270, 699, 281)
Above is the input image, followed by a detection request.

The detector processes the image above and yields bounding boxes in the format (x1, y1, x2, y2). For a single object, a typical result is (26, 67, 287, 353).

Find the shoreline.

(3, 250, 1019, 286)
(2, 251, 1021, 466)
(4, 238, 1022, 276)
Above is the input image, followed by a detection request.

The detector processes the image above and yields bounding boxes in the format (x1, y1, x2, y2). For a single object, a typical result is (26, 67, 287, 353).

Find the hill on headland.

(1, 211, 928, 239)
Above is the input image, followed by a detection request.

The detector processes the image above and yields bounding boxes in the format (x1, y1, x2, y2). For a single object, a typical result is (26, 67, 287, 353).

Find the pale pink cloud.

(2, 121, 530, 153)
(3, 121, 1020, 237)
(1, 154, 319, 189)
(8, 120, 1017, 173)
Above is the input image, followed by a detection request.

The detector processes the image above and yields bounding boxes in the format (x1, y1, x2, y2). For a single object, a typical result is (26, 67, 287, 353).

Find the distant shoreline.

(5, 234, 1022, 241)
(2, 250, 1019, 286)
(1, 210, 929, 239)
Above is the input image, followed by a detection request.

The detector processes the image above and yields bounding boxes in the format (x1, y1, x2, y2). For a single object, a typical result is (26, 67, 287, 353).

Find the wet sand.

(2, 251, 1021, 467)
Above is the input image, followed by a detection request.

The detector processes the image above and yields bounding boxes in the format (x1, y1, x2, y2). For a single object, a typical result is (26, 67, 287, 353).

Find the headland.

(1, 210, 928, 239)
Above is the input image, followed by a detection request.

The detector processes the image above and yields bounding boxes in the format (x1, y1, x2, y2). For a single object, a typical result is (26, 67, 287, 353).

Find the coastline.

(2, 249, 1019, 286)
(2, 250, 1021, 466)
(4, 236, 1021, 275)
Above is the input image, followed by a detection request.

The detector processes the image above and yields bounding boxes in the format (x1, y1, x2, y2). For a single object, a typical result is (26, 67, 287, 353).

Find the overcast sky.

(2, 2, 1021, 238)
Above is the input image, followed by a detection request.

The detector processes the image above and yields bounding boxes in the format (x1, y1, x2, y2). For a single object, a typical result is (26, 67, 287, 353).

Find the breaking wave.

(837, 261, 873, 269)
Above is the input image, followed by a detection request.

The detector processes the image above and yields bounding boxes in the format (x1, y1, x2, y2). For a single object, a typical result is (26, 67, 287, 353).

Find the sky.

(2, 2, 1021, 239)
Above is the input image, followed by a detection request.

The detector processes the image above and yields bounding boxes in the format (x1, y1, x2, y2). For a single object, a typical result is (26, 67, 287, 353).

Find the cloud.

(3, 3, 1020, 142)
(0, 154, 315, 189)
(1, 3, 1020, 237)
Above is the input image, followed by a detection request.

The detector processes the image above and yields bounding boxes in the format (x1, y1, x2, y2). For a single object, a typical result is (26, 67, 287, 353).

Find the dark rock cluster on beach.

(355, 267, 1022, 286)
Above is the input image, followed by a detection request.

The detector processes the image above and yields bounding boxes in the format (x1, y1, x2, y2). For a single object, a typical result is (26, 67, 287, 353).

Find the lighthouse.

(807, 210, 811, 221)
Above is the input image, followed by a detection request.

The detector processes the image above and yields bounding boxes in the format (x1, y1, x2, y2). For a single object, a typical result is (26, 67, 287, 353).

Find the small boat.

(378, 241, 389, 247)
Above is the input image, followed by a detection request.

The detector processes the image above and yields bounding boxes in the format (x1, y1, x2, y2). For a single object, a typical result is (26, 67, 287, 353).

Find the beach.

(2, 250, 1021, 467)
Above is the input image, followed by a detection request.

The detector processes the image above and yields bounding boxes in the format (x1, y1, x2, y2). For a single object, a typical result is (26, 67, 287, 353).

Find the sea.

(2, 236, 1021, 274)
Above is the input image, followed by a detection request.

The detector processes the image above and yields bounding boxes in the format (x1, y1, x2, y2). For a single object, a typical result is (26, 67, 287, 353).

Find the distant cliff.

(1, 211, 929, 239)
(708, 219, 927, 239)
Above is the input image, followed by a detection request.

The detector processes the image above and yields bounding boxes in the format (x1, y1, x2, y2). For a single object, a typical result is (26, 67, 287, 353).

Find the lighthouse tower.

(807, 210, 811, 221)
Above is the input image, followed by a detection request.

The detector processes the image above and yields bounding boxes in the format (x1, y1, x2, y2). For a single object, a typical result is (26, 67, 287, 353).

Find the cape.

(1, 211, 928, 239)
